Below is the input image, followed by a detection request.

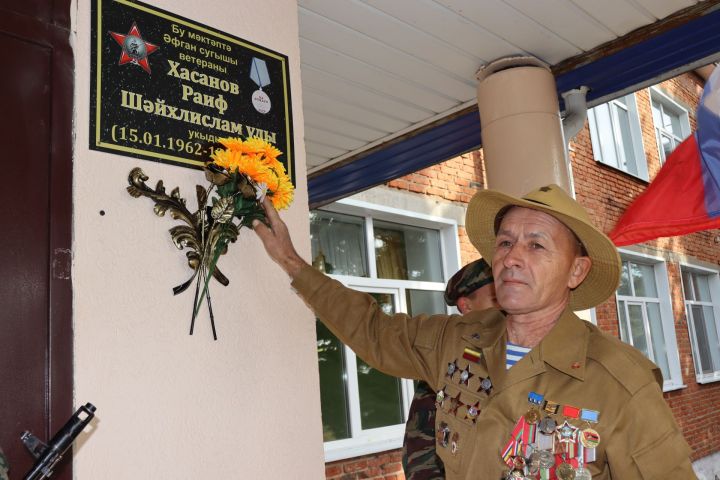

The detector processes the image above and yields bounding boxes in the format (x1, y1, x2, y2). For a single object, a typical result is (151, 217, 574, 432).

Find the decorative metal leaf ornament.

(211, 197, 235, 224)
(126, 167, 241, 340)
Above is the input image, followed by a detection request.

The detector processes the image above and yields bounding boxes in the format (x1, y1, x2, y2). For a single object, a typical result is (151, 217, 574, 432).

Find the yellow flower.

(218, 137, 246, 152)
(209, 137, 294, 210)
(267, 172, 295, 210)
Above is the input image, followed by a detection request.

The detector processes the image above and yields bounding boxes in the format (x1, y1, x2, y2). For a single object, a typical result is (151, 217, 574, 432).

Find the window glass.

(357, 293, 404, 430)
(631, 263, 657, 297)
(628, 303, 649, 357)
(695, 274, 712, 302)
(618, 262, 632, 296)
(310, 211, 368, 277)
(652, 92, 689, 165)
(594, 103, 619, 168)
(691, 305, 714, 374)
(703, 305, 720, 374)
(682, 270, 694, 301)
(406, 289, 446, 317)
(374, 220, 443, 282)
(616, 106, 638, 175)
(660, 134, 674, 161)
(651, 100, 662, 127)
(316, 321, 351, 441)
(618, 300, 630, 342)
(647, 302, 669, 381)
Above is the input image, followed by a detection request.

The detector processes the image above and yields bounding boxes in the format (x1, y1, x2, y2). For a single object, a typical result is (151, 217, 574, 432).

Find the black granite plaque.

(90, 0, 295, 184)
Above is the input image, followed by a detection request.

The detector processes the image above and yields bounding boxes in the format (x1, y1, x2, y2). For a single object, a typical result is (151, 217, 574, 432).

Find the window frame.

(616, 250, 684, 391)
(587, 93, 648, 180)
(315, 196, 461, 462)
(680, 261, 720, 384)
(649, 87, 692, 165)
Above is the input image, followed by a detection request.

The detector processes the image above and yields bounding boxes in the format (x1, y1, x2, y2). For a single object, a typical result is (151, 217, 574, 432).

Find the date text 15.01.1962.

(111, 124, 221, 158)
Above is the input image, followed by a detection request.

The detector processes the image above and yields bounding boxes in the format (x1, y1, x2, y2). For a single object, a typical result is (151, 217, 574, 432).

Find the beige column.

(476, 56, 571, 196)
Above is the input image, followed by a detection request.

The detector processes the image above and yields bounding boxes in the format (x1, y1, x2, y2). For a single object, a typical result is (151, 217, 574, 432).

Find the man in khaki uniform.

(253, 184, 695, 479)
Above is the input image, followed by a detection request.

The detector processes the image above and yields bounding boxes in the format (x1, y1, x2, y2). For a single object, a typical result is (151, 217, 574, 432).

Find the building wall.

(324, 71, 720, 479)
(71, 0, 325, 478)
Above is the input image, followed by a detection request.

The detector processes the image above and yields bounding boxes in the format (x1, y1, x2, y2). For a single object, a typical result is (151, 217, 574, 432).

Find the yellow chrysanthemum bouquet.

(127, 136, 293, 339)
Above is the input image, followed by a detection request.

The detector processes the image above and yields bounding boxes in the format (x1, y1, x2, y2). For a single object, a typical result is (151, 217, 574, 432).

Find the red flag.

(608, 67, 720, 246)
(608, 136, 720, 246)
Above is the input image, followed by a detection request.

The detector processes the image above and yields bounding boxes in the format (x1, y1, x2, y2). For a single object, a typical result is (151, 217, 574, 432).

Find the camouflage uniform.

(402, 259, 493, 479)
(402, 381, 445, 479)
(0, 447, 9, 480)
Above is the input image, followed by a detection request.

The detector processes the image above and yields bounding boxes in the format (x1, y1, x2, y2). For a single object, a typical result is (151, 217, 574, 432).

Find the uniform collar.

(538, 308, 589, 381)
(461, 309, 506, 349)
(460, 308, 589, 381)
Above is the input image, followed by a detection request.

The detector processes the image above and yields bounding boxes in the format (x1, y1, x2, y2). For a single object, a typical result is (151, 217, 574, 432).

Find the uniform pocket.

(434, 385, 481, 475)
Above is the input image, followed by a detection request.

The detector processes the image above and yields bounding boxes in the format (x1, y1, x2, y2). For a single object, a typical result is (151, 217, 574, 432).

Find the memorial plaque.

(90, 0, 295, 183)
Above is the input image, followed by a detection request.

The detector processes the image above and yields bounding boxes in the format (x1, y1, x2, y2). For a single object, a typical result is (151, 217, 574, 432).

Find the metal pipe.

(476, 56, 571, 196)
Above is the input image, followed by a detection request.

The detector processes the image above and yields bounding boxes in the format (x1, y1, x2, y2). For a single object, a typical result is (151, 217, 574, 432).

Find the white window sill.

(662, 382, 687, 393)
(323, 425, 404, 462)
(696, 373, 720, 385)
(595, 159, 649, 183)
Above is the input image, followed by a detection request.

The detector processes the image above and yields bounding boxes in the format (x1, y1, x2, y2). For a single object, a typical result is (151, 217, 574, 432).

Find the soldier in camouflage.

(402, 258, 497, 479)
(0, 447, 9, 480)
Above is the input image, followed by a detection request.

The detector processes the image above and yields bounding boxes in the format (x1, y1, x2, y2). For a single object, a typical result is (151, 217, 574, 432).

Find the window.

(310, 201, 459, 460)
(616, 254, 683, 390)
(681, 266, 720, 383)
(650, 88, 691, 165)
(587, 93, 648, 180)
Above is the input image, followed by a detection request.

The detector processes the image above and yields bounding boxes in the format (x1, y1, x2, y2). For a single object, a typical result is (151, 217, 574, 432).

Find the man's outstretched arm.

(251, 198, 447, 387)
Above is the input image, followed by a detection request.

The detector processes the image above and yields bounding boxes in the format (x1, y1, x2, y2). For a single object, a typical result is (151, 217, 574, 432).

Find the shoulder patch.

(585, 322, 662, 395)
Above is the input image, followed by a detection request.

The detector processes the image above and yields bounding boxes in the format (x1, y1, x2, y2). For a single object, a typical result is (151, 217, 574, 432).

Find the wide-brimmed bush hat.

(465, 184, 621, 311)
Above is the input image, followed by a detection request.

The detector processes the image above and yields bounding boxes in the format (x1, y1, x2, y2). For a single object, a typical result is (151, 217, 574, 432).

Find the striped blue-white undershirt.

(506, 342, 531, 369)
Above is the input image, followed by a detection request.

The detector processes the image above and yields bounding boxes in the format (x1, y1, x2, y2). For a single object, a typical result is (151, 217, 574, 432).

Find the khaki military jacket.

(292, 266, 695, 479)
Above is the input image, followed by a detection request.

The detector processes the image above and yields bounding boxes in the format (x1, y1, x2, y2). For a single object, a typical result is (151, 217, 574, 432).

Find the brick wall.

(323, 71, 720, 478)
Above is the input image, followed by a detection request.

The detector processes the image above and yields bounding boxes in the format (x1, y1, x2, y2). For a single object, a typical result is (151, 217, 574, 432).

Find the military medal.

(527, 452, 541, 475)
(478, 376, 493, 394)
(435, 386, 448, 408)
(451, 431, 460, 455)
(574, 467, 592, 480)
(512, 455, 526, 471)
(448, 392, 463, 416)
(524, 407, 541, 425)
(446, 359, 459, 379)
(556, 421, 578, 443)
(580, 427, 600, 448)
(556, 462, 576, 480)
(465, 401, 480, 422)
(436, 422, 450, 447)
(539, 416, 557, 434)
(525, 391, 544, 425)
(543, 400, 560, 415)
(537, 450, 554, 469)
(249, 57, 272, 114)
(459, 365, 473, 385)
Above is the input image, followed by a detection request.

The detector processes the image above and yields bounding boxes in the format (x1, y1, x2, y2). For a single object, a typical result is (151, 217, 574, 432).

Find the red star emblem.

(109, 23, 159, 74)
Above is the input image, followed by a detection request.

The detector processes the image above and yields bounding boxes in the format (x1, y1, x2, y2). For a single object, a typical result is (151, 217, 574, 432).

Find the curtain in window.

(375, 227, 407, 280)
(311, 215, 368, 277)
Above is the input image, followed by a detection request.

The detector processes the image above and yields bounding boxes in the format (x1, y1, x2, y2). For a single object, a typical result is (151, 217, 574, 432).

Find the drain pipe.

(476, 56, 571, 197)
(561, 87, 589, 147)
(560, 86, 589, 198)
